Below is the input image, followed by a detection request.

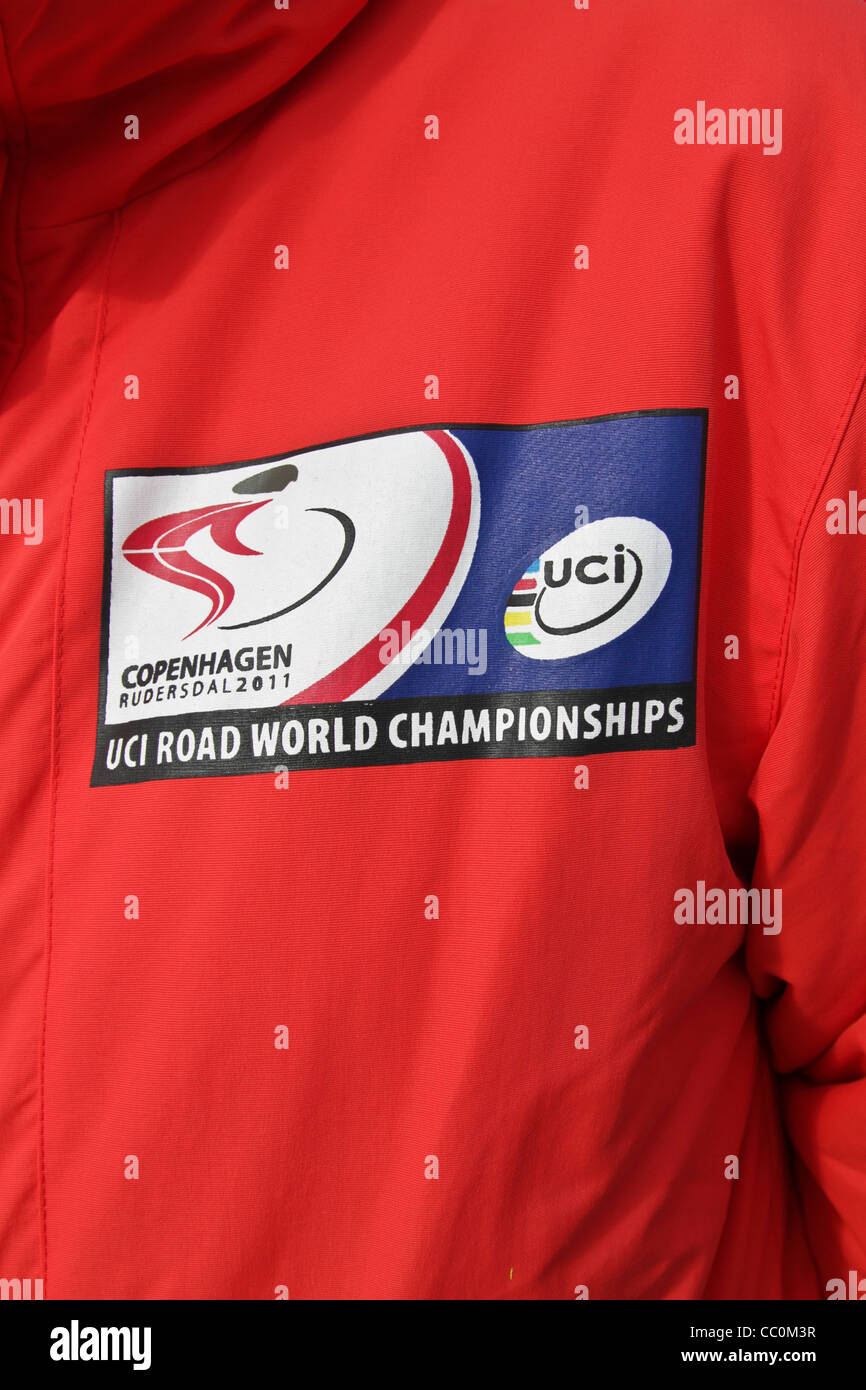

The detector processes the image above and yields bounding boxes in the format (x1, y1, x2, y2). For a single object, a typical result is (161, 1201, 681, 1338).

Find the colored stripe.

(504, 612, 531, 627)
(513, 578, 536, 591)
(507, 633, 540, 646)
(507, 593, 536, 606)
(289, 430, 473, 703)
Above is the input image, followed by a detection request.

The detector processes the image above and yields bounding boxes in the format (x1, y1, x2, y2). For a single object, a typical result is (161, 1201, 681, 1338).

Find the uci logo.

(504, 516, 672, 659)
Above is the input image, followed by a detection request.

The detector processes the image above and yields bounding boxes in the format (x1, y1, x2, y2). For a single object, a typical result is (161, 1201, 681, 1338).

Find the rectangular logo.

(93, 410, 707, 785)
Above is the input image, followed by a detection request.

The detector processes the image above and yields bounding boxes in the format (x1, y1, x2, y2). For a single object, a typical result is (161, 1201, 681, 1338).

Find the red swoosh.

(287, 430, 473, 703)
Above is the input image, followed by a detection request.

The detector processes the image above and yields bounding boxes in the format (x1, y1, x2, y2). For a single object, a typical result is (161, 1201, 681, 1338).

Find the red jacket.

(1, 0, 865, 1300)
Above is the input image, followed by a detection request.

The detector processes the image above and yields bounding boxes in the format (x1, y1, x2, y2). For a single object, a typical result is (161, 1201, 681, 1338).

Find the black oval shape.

(232, 464, 298, 495)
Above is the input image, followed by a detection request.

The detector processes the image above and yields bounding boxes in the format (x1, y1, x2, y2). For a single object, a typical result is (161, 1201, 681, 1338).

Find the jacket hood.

(0, 0, 368, 227)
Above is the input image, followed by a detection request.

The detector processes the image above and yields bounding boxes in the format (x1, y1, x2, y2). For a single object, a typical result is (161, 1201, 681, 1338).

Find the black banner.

(91, 681, 696, 786)
(1, 1296, 859, 1377)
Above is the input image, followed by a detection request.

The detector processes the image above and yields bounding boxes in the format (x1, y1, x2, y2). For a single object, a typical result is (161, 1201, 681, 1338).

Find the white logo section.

(105, 431, 478, 724)
(509, 516, 672, 660)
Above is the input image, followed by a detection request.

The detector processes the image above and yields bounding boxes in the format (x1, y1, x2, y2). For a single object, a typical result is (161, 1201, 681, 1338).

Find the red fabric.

(0, 0, 864, 1299)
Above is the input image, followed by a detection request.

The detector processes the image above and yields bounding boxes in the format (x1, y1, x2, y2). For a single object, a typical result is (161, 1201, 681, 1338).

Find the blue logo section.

(387, 410, 705, 698)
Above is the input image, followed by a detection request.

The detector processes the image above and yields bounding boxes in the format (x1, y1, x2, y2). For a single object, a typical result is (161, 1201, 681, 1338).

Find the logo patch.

(505, 516, 673, 658)
(93, 410, 706, 785)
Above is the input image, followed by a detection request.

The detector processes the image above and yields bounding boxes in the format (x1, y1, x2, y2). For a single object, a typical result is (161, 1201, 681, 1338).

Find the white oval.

(505, 516, 672, 659)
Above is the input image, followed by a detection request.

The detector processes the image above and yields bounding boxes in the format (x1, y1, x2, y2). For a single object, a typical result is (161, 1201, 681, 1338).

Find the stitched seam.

(39, 206, 122, 1294)
(767, 348, 866, 737)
